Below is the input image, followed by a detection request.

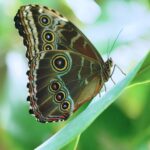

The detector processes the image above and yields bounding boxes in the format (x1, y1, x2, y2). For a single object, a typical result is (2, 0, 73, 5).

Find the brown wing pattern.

(14, 5, 108, 122)
(14, 5, 104, 63)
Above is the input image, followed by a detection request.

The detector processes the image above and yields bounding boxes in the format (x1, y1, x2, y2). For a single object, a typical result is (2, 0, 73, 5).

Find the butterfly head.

(103, 57, 113, 82)
(106, 57, 113, 68)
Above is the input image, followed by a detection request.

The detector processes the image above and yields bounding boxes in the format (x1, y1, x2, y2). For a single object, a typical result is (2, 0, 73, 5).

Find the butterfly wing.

(28, 50, 103, 122)
(14, 5, 108, 122)
(14, 5, 104, 63)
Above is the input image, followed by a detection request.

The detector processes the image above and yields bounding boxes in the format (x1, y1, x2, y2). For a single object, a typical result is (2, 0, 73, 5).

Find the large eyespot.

(39, 15, 51, 26)
(43, 43, 53, 51)
(52, 55, 68, 71)
(42, 30, 54, 42)
(49, 80, 61, 92)
(54, 91, 66, 103)
(60, 101, 70, 111)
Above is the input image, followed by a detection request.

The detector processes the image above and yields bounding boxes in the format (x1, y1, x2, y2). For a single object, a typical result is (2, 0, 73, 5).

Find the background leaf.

(129, 51, 150, 88)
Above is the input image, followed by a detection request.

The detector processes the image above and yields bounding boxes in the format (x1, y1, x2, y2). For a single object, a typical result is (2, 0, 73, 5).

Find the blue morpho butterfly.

(14, 5, 114, 123)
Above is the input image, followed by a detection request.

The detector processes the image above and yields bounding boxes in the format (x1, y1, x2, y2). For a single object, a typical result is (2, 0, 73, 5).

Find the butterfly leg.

(111, 64, 126, 77)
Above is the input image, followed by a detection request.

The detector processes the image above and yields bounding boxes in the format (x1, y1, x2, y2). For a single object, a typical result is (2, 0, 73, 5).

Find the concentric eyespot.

(49, 80, 61, 92)
(54, 91, 66, 103)
(52, 55, 68, 71)
(42, 30, 54, 42)
(43, 43, 53, 51)
(60, 101, 70, 111)
(39, 15, 51, 26)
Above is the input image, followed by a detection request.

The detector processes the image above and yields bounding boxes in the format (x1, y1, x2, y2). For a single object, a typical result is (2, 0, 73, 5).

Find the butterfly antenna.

(108, 28, 124, 58)
(106, 39, 110, 60)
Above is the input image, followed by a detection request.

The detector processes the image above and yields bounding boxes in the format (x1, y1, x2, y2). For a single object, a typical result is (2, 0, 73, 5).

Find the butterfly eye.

(43, 30, 54, 42)
(52, 55, 68, 71)
(54, 91, 66, 103)
(49, 80, 61, 92)
(43, 43, 53, 50)
(39, 15, 51, 26)
(60, 101, 70, 111)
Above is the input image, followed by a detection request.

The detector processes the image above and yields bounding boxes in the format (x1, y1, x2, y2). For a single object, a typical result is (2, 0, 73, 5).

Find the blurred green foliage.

(0, 0, 149, 150)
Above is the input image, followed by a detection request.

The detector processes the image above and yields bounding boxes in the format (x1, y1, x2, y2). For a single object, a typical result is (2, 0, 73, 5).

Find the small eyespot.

(49, 80, 61, 92)
(54, 91, 65, 103)
(61, 101, 70, 111)
(42, 30, 54, 42)
(39, 15, 51, 26)
(43, 43, 53, 50)
(52, 55, 68, 71)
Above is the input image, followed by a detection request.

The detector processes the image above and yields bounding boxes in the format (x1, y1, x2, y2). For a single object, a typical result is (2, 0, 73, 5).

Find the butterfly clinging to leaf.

(14, 5, 113, 123)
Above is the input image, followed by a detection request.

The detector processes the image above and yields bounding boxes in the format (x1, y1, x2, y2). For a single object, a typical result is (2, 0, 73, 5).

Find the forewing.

(14, 5, 104, 63)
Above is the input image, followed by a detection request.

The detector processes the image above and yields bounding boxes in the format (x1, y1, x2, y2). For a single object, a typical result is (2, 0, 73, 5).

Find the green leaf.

(128, 51, 150, 88)
(61, 135, 81, 150)
(35, 52, 148, 150)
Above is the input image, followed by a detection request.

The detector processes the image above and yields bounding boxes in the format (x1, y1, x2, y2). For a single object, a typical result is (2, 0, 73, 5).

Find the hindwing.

(27, 50, 103, 122)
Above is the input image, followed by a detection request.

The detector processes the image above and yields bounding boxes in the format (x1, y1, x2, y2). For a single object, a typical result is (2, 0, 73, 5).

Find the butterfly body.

(14, 5, 112, 122)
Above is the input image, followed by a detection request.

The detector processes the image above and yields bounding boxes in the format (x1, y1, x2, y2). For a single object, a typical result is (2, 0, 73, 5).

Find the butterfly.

(14, 4, 113, 123)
